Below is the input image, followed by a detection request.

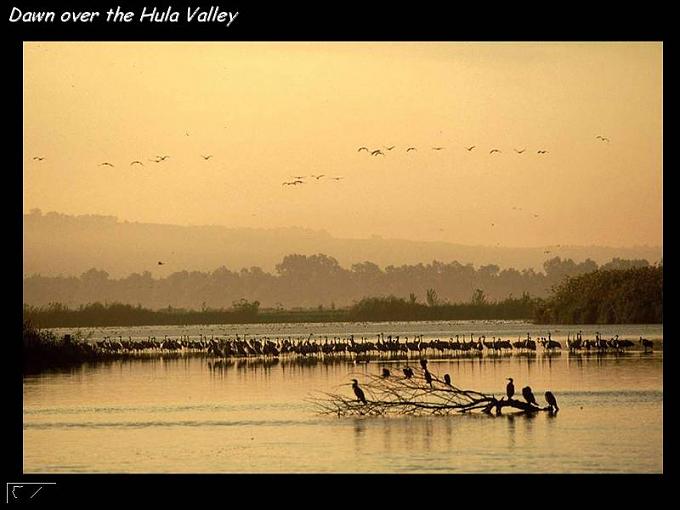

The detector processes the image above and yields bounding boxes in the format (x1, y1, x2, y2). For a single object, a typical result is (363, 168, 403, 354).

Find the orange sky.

(23, 42, 662, 247)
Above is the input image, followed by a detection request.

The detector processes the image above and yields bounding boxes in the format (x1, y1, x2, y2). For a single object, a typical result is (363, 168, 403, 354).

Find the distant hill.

(23, 210, 662, 278)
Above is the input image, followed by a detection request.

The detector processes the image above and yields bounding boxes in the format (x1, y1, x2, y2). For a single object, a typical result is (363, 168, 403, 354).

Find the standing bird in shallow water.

(506, 378, 515, 399)
(522, 386, 538, 406)
(444, 374, 452, 386)
(420, 359, 428, 370)
(402, 367, 414, 379)
(351, 379, 367, 405)
(382, 368, 391, 378)
(545, 391, 559, 412)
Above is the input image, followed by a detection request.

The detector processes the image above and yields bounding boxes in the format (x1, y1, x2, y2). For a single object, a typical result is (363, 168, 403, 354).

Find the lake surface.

(24, 321, 663, 473)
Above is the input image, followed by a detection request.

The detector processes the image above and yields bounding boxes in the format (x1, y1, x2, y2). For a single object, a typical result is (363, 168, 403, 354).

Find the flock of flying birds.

(31, 153, 213, 167)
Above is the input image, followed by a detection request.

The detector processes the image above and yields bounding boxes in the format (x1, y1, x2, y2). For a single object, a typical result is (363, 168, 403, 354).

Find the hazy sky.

(24, 42, 662, 247)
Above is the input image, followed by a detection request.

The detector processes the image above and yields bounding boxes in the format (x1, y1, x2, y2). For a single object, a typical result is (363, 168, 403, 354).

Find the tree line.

(23, 254, 651, 310)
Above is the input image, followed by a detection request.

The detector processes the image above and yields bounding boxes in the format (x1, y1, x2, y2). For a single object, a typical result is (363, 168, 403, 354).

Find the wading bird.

(351, 379, 367, 404)
(640, 337, 654, 352)
(506, 378, 515, 399)
(545, 391, 559, 412)
(522, 386, 538, 406)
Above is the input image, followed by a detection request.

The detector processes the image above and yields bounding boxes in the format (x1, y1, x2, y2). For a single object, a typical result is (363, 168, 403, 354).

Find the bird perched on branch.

(522, 386, 537, 406)
(351, 379, 367, 404)
(420, 359, 428, 370)
(545, 391, 559, 412)
(424, 369, 433, 387)
(444, 374, 452, 386)
(506, 378, 515, 399)
(382, 368, 391, 378)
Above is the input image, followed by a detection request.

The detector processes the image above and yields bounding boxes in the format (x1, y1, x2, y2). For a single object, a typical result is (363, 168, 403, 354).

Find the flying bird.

(384, 145, 396, 151)
(514, 148, 526, 154)
(432, 147, 445, 151)
(406, 147, 417, 152)
(371, 149, 385, 156)
(201, 154, 213, 160)
(358, 147, 369, 153)
(537, 150, 548, 154)
(157, 155, 170, 161)
(595, 135, 610, 143)
(32, 156, 45, 161)
(330, 176, 344, 181)
(130, 160, 144, 166)
(99, 162, 114, 167)
(291, 175, 305, 180)
(311, 174, 325, 180)
(158, 261, 164, 266)
(465, 146, 476, 151)
(489, 149, 501, 154)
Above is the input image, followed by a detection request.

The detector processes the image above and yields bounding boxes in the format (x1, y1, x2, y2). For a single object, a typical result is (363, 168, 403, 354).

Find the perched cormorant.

(402, 367, 414, 379)
(506, 378, 515, 399)
(444, 374, 451, 386)
(420, 359, 428, 370)
(545, 391, 559, 412)
(382, 368, 391, 378)
(351, 379, 367, 404)
(424, 369, 433, 387)
(522, 386, 537, 406)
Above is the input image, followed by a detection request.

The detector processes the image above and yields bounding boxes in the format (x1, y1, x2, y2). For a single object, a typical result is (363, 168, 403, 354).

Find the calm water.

(24, 322, 663, 473)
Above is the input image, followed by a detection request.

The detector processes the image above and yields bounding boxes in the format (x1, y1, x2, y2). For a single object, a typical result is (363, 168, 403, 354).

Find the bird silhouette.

(157, 155, 170, 161)
(351, 379, 367, 404)
(130, 160, 144, 166)
(406, 147, 417, 152)
(545, 391, 559, 412)
(291, 175, 305, 180)
(99, 162, 114, 167)
(537, 150, 548, 154)
(514, 148, 526, 154)
(330, 176, 344, 181)
(424, 369, 433, 387)
(402, 367, 414, 379)
(444, 374, 452, 386)
(465, 146, 476, 151)
(382, 368, 391, 378)
(506, 378, 515, 399)
(522, 386, 538, 406)
(385, 145, 396, 151)
(432, 147, 445, 151)
(158, 261, 165, 266)
(595, 135, 610, 143)
(489, 149, 501, 154)
(201, 154, 213, 160)
(311, 174, 325, 180)
(371, 149, 385, 156)
(33, 156, 45, 161)
(358, 147, 369, 153)
(419, 359, 428, 370)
